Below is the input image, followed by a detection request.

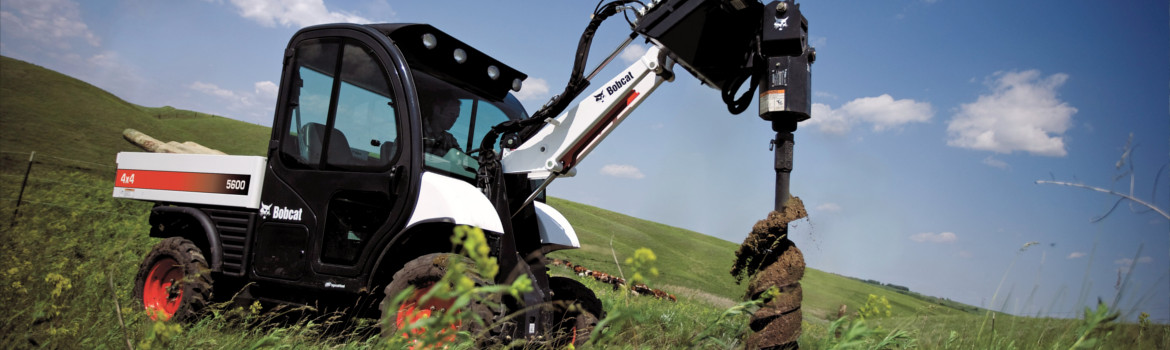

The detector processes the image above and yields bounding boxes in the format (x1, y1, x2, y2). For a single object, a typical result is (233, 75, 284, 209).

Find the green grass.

(545, 197, 746, 301)
(2, 54, 1167, 349)
(0, 56, 269, 159)
(545, 197, 984, 320)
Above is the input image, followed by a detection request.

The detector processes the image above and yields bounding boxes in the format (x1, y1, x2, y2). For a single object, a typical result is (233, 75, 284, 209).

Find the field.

(1, 55, 1166, 348)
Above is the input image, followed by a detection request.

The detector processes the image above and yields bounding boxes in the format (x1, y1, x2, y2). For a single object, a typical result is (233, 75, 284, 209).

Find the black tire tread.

(131, 237, 213, 322)
(379, 253, 495, 341)
(548, 276, 603, 346)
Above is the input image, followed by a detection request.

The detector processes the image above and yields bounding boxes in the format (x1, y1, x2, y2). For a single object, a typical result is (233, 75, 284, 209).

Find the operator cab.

(256, 23, 529, 291)
(377, 23, 530, 180)
(279, 23, 530, 182)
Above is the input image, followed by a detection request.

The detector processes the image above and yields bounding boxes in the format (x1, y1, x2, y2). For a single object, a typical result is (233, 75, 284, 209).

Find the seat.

(302, 123, 354, 166)
(380, 140, 397, 163)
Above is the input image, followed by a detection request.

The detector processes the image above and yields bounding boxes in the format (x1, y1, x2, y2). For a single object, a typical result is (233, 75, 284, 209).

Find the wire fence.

(0, 150, 117, 176)
(0, 197, 141, 219)
(0, 150, 117, 173)
(1, 151, 140, 226)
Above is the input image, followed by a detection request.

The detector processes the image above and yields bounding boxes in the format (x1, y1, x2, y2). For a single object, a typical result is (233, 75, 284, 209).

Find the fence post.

(10, 151, 34, 228)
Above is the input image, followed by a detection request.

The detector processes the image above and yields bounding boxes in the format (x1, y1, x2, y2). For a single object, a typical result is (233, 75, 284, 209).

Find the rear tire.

(548, 276, 603, 347)
(132, 237, 213, 322)
(379, 253, 495, 344)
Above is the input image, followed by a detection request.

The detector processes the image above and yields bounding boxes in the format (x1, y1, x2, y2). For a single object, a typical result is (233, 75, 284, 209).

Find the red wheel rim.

(395, 283, 460, 346)
(570, 325, 578, 345)
(143, 257, 183, 321)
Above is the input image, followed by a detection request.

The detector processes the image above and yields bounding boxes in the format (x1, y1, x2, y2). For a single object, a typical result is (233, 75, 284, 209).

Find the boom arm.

(500, 46, 674, 178)
(494, 0, 812, 216)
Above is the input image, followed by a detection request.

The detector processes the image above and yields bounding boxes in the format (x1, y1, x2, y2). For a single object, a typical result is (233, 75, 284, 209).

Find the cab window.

(414, 71, 527, 179)
(282, 38, 399, 171)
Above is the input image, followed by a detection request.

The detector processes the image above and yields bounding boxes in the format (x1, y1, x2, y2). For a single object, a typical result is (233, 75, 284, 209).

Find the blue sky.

(2, 0, 1167, 321)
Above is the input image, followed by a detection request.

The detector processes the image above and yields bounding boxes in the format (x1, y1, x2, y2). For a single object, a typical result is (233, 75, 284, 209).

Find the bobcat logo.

(594, 92, 605, 103)
(260, 203, 304, 221)
(774, 16, 789, 31)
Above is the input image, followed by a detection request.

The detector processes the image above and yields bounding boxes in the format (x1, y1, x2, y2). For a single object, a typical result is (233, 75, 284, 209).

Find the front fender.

(148, 206, 223, 272)
(406, 172, 504, 233)
(533, 201, 579, 253)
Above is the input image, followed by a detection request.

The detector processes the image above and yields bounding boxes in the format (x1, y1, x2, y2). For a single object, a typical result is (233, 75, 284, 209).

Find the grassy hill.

(1, 54, 976, 319)
(0, 56, 269, 161)
(2, 55, 1163, 349)
(545, 198, 984, 320)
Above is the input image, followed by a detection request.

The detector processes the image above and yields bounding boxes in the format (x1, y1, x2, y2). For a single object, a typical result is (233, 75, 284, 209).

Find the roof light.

(421, 33, 437, 49)
(453, 48, 467, 64)
(512, 78, 523, 92)
(487, 65, 500, 80)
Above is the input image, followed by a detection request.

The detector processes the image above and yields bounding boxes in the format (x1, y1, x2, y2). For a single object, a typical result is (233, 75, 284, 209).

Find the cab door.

(255, 27, 419, 282)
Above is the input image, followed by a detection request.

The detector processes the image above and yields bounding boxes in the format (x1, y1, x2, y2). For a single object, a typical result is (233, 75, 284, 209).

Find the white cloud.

(620, 44, 647, 63)
(813, 91, 838, 100)
(910, 232, 957, 244)
(815, 202, 842, 213)
(807, 94, 933, 134)
(958, 250, 973, 258)
(842, 94, 934, 130)
(1116, 257, 1154, 266)
(191, 81, 242, 102)
(1115, 256, 1152, 273)
(0, 0, 100, 49)
(227, 0, 371, 28)
(189, 80, 278, 122)
(946, 70, 1077, 157)
(0, 1, 151, 105)
(254, 81, 278, 100)
(809, 103, 851, 135)
(1067, 252, 1086, 259)
(810, 36, 827, 49)
(982, 155, 1009, 169)
(600, 164, 645, 179)
(514, 77, 550, 103)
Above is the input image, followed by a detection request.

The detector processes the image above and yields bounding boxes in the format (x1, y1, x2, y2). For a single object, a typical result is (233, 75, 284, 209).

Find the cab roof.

(368, 23, 527, 101)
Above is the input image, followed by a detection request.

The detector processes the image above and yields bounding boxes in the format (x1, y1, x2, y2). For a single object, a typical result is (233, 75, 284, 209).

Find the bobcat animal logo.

(594, 92, 605, 102)
(259, 203, 272, 219)
(774, 16, 789, 31)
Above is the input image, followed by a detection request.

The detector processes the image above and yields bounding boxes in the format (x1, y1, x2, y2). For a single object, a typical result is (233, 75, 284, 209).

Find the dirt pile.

(548, 259, 676, 302)
(731, 196, 807, 282)
(730, 196, 807, 350)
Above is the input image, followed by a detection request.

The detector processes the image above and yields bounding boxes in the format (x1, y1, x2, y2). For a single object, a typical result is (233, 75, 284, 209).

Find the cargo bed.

(113, 152, 266, 209)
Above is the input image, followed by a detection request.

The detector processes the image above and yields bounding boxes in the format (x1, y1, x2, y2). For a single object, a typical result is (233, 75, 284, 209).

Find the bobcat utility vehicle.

(114, 0, 813, 345)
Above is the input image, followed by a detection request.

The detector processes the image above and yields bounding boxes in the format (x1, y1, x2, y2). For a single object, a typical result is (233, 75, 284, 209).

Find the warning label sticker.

(759, 89, 787, 114)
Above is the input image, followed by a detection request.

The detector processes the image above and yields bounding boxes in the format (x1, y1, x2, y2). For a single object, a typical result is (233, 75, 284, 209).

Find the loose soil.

(730, 196, 807, 283)
(731, 196, 807, 350)
(746, 308, 802, 348)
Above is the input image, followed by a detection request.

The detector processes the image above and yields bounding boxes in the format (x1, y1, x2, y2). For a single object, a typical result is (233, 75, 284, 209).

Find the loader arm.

(495, 0, 813, 215)
(499, 46, 674, 179)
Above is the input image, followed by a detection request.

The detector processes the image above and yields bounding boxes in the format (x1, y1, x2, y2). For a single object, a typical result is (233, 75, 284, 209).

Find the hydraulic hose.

(476, 1, 637, 160)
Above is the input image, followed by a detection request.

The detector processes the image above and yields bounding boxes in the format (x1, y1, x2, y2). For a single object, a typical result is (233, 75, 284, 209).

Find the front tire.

(131, 237, 213, 322)
(379, 253, 495, 344)
(548, 276, 603, 347)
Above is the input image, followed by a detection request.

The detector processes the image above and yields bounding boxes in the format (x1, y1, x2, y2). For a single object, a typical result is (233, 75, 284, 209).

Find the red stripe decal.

(115, 170, 251, 195)
(559, 90, 640, 170)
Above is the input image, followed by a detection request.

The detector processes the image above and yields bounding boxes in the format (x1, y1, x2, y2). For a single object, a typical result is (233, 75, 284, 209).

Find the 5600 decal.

(115, 170, 251, 195)
(226, 179, 247, 191)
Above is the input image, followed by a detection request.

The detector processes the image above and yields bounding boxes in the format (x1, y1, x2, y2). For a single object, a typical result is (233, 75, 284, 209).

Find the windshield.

(414, 70, 528, 179)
